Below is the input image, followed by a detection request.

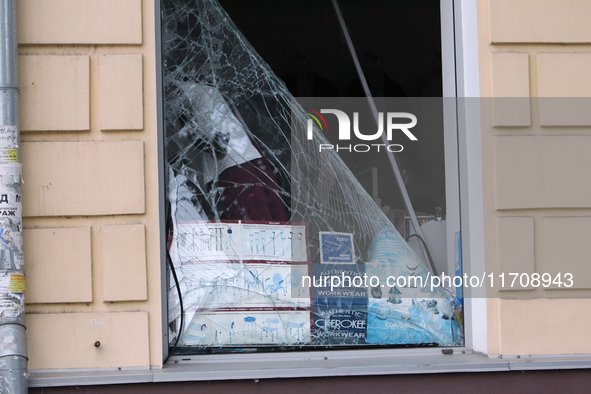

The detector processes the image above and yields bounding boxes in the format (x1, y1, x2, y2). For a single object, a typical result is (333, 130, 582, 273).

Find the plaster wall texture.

(18, 0, 162, 370)
(478, 0, 591, 356)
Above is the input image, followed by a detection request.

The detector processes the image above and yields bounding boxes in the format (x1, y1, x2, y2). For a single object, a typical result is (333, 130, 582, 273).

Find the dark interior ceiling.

(218, 0, 443, 98)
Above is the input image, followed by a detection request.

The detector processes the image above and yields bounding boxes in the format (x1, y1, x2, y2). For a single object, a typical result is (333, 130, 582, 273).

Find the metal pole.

(330, 0, 437, 275)
(0, 0, 28, 392)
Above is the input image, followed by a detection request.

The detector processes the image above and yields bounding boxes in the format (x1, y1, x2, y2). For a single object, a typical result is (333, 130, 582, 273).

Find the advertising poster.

(312, 264, 368, 345)
(169, 220, 312, 347)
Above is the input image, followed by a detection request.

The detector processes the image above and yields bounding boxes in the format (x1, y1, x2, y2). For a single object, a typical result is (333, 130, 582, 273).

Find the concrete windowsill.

(28, 348, 591, 387)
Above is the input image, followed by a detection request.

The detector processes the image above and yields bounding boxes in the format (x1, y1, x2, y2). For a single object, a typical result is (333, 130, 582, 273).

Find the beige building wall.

(477, 0, 591, 356)
(18, 0, 163, 369)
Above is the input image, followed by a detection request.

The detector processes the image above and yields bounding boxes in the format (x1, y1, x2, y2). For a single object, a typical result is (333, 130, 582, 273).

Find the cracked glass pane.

(162, 0, 463, 353)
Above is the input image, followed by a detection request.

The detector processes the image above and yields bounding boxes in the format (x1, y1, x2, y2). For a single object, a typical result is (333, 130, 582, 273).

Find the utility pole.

(0, 0, 28, 392)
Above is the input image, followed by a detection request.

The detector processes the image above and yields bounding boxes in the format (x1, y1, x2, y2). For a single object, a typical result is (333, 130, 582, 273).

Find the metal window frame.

(156, 0, 488, 365)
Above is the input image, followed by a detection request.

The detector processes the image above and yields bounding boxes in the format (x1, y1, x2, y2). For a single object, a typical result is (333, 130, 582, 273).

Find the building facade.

(12, 0, 591, 391)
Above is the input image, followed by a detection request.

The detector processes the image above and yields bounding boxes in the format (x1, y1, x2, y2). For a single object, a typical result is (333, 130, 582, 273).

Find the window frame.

(155, 0, 488, 365)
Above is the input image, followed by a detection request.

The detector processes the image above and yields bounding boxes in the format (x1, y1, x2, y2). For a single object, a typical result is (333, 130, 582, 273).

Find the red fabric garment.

(217, 157, 288, 222)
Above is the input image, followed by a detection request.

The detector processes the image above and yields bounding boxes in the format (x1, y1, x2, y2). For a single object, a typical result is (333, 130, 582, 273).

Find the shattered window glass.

(162, 0, 463, 353)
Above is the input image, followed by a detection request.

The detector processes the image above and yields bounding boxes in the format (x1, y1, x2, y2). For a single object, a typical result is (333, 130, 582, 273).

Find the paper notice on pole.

(13, 252, 23, 269)
(0, 273, 24, 295)
(0, 298, 23, 318)
(0, 183, 23, 269)
(0, 185, 22, 220)
(0, 149, 17, 162)
(0, 273, 8, 292)
(0, 272, 25, 318)
(0, 126, 17, 149)
(0, 163, 21, 184)
(8, 274, 24, 294)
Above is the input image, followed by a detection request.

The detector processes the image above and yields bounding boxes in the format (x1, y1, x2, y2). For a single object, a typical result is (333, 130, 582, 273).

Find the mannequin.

(167, 82, 288, 222)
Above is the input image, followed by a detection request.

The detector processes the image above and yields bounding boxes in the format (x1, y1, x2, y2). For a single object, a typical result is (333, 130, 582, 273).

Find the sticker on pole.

(0, 149, 17, 162)
(0, 272, 24, 295)
(8, 273, 24, 294)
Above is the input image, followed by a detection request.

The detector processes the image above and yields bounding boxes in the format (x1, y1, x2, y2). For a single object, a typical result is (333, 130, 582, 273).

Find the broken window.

(162, 0, 463, 354)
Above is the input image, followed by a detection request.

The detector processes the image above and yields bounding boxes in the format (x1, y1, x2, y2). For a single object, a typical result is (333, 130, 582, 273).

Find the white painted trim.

(456, 0, 481, 98)
(454, 0, 488, 355)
